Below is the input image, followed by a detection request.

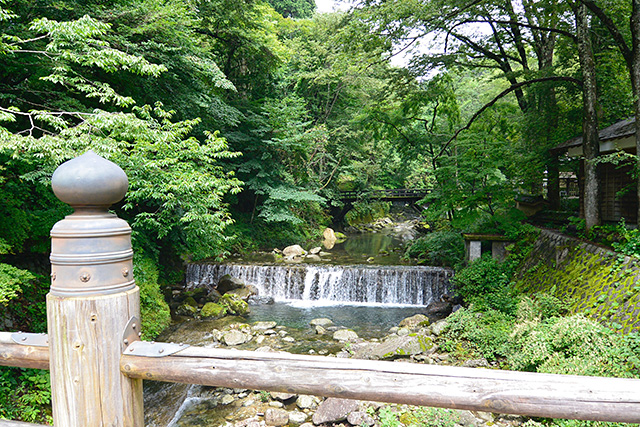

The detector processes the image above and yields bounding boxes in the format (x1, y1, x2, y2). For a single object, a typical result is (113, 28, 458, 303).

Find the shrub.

(509, 314, 640, 377)
(439, 307, 514, 361)
(452, 255, 517, 314)
(404, 231, 464, 268)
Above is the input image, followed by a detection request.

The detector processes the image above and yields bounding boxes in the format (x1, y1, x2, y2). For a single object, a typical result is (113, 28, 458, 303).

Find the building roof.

(553, 117, 635, 152)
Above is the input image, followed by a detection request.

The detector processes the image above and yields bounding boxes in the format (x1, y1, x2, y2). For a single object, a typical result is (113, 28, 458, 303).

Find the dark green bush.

(404, 231, 464, 268)
(439, 307, 514, 361)
(452, 255, 517, 314)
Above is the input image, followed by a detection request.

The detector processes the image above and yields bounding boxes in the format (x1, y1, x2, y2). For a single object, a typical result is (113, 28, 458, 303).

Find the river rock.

(312, 398, 359, 425)
(315, 325, 327, 335)
(283, 336, 295, 343)
(289, 411, 308, 425)
(347, 411, 375, 427)
(248, 295, 275, 305)
(296, 395, 317, 410)
(309, 246, 322, 254)
(217, 274, 245, 294)
(397, 327, 410, 336)
(253, 321, 278, 330)
(399, 314, 429, 329)
(223, 330, 251, 346)
(227, 285, 258, 301)
(283, 245, 306, 258)
(360, 335, 433, 359)
(425, 300, 453, 319)
(305, 254, 321, 262)
(201, 302, 226, 319)
(220, 293, 250, 315)
(205, 288, 222, 303)
(265, 408, 289, 426)
(175, 303, 198, 317)
(221, 394, 236, 405)
(431, 319, 448, 336)
(310, 318, 334, 327)
(271, 392, 295, 401)
(323, 228, 337, 241)
(333, 329, 359, 342)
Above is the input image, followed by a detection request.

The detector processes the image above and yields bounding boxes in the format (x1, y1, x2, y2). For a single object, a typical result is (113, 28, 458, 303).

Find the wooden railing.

(1, 153, 640, 426)
(339, 188, 430, 201)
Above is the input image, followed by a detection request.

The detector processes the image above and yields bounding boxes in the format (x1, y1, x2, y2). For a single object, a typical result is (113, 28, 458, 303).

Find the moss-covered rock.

(220, 293, 250, 315)
(184, 296, 198, 307)
(201, 302, 227, 319)
(175, 303, 198, 317)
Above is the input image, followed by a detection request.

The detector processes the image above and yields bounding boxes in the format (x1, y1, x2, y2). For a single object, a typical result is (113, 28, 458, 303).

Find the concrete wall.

(515, 229, 640, 334)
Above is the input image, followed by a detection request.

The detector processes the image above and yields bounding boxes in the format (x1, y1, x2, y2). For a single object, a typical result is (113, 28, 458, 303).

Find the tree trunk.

(632, 0, 640, 226)
(575, 2, 600, 229)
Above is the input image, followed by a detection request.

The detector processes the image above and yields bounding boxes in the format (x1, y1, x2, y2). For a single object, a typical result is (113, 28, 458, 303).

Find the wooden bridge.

(339, 188, 430, 202)
(1, 154, 640, 426)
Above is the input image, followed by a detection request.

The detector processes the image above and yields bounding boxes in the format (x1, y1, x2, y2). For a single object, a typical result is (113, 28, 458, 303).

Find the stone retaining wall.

(515, 229, 640, 334)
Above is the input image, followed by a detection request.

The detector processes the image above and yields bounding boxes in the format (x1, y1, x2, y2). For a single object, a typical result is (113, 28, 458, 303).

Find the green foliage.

(439, 307, 514, 361)
(134, 254, 170, 340)
(344, 200, 391, 226)
(452, 256, 517, 315)
(509, 314, 639, 377)
(611, 222, 640, 259)
(0, 368, 52, 424)
(378, 405, 459, 427)
(0, 263, 35, 305)
(404, 231, 464, 268)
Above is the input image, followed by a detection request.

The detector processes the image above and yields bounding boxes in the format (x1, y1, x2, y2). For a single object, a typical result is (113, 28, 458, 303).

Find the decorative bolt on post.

(48, 151, 143, 427)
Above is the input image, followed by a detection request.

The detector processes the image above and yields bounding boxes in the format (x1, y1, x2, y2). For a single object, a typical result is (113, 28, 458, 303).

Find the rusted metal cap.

(50, 151, 135, 297)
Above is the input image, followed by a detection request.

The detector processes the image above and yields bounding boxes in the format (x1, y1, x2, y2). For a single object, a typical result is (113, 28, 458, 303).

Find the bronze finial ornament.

(49, 151, 135, 296)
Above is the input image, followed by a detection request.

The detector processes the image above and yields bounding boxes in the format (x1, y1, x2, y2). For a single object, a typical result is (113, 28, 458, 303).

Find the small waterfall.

(185, 263, 453, 306)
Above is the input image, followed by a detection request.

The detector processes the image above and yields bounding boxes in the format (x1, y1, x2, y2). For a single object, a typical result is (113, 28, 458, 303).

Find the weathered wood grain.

(0, 332, 49, 370)
(121, 346, 640, 423)
(48, 288, 143, 427)
(0, 419, 44, 426)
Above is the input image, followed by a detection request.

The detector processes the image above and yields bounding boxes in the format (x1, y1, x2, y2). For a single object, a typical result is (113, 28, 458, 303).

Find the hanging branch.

(434, 76, 582, 161)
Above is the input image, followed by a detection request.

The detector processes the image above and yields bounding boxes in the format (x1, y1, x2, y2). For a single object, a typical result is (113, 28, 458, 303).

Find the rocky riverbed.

(144, 312, 533, 427)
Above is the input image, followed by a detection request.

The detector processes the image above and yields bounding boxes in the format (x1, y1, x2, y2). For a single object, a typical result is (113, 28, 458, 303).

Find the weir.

(186, 264, 453, 306)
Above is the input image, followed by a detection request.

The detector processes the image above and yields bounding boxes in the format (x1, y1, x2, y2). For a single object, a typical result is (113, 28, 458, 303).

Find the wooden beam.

(0, 332, 49, 370)
(121, 346, 640, 423)
(0, 420, 44, 426)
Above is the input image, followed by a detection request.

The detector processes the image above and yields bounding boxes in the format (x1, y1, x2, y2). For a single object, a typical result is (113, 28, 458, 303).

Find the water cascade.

(186, 263, 453, 306)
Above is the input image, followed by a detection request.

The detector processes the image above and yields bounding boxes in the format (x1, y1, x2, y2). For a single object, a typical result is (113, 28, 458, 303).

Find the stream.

(145, 214, 454, 426)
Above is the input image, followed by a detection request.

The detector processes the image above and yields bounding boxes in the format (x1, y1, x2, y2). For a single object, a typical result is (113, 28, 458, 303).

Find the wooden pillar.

(47, 151, 143, 427)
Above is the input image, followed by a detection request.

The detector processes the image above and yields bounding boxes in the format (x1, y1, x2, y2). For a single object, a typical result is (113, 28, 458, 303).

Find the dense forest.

(1, 0, 640, 423)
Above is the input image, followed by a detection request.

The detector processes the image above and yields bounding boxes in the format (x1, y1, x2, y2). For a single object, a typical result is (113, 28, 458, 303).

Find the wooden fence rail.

(3, 332, 640, 424)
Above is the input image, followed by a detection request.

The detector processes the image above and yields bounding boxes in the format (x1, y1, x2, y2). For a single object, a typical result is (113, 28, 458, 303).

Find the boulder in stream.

(312, 398, 359, 425)
(265, 408, 289, 426)
(223, 330, 251, 346)
(200, 302, 226, 319)
(217, 274, 245, 294)
(332, 329, 358, 342)
(283, 244, 306, 258)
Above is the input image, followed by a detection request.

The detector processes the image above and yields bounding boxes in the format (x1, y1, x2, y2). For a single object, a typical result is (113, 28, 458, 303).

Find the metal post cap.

(49, 151, 135, 297)
(52, 150, 128, 208)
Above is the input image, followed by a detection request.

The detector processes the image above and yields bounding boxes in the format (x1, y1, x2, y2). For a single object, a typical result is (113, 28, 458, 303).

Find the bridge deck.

(339, 188, 430, 201)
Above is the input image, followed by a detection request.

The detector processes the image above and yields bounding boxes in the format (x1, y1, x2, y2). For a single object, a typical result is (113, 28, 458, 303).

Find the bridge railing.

(1, 153, 640, 426)
(339, 188, 431, 200)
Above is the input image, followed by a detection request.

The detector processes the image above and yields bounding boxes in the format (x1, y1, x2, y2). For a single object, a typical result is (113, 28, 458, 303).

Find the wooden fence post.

(47, 151, 143, 427)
